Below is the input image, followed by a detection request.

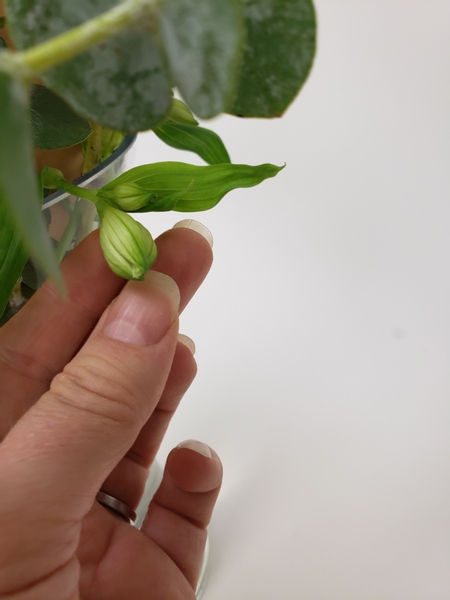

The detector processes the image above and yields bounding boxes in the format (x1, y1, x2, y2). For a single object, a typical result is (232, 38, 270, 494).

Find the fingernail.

(103, 271, 180, 346)
(173, 220, 214, 248)
(177, 439, 212, 459)
(178, 334, 196, 355)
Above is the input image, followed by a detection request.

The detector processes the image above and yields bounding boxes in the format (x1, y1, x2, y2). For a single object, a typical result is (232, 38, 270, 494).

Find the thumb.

(0, 270, 180, 521)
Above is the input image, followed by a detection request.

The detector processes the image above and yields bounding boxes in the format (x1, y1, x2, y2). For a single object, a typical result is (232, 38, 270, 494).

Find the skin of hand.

(0, 222, 222, 600)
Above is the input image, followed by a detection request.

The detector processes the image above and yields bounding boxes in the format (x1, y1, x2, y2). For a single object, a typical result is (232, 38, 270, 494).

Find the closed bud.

(167, 99, 198, 126)
(98, 203, 157, 280)
(40, 166, 65, 189)
(98, 182, 158, 211)
(99, 128, 125, 162)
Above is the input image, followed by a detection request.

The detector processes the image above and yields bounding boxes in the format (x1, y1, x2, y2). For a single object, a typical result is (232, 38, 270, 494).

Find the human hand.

(0, 221, 221, 600)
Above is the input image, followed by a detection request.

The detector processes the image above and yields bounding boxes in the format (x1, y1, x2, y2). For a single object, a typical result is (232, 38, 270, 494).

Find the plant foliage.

(0, 0, 316, 320)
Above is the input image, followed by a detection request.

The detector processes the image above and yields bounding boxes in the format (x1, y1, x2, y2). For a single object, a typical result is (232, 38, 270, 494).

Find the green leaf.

(0, 73, 62, 295)
(0, 37, 7, 49)
(21, 234, 57, 292)
(154, 123, 231, 165)
(30, 84, 92, 149)
(229, 0, 316, 118)
(5, 0, 172, 131)
(0, 191, 29, 318)
(99, 161, 284, 212)
(159, 0, 244, 118)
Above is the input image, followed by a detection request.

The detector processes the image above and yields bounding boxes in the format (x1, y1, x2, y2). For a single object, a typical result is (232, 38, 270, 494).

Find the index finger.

(0, 221, 213, 519)
(0, 221, 213, 439)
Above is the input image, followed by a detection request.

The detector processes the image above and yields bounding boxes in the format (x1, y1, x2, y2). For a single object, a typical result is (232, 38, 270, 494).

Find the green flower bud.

(167, 99, 198, 126)
(98, 182, 159, 211)
(99, 128, 125, 162)
(40, 166, 65, 189)
(98, 203, 157, 280)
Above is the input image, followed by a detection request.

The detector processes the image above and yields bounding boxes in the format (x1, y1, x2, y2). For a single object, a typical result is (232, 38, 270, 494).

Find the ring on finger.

(96, 490, 137, 525)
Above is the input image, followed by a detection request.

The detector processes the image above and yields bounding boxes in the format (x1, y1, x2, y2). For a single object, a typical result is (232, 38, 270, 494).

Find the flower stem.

(54, 200, 85, 262)
(16, 0, 156, 77)
(58, 180, 100, 204)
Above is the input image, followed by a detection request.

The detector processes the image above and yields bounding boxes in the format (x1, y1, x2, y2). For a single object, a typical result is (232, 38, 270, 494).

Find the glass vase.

(1, 135, 136, 324)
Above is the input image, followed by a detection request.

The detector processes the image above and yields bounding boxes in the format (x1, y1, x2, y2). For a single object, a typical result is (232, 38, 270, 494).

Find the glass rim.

(42, 134, 136, 210)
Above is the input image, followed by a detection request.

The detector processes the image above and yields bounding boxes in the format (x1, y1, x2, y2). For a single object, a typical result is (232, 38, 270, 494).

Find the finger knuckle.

(49, 355, 143, 430)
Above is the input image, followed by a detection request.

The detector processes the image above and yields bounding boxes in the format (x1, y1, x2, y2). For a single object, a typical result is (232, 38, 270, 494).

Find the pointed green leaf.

(0, 191, 29, 318)
(154, 123, 231, 165)
(5, 0, 172, 131)
(0, 72, 62, 291)
(160, 0, 244, 118)
(99, 161, 284, 212)
(30, 84, 92, 149)
(229, 0, 316, 118)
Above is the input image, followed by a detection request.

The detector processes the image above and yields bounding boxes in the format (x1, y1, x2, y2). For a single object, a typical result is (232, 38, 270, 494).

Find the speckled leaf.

(5, 0, 172, 131)
(0, 72, 62, 295)
(159, 0, 244, 118)
(229, 0, 316, 117)
(30, 84, 92, 149)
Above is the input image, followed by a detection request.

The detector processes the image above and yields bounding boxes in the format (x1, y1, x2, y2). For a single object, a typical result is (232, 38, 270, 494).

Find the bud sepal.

(97, 182, 159, 211)
(40, 166, 65, 189)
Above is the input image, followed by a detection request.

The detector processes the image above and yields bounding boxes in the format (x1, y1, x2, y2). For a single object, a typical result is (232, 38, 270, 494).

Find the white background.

(133, 2, 450, 598)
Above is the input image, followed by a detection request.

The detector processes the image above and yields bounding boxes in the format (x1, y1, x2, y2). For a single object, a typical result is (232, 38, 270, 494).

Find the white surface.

(133, 2, 450, 598)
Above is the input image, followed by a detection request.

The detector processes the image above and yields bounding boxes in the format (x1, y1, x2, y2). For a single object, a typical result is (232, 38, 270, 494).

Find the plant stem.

(54, 200, 85, 262)
(57, 180, 99, 204)
(16, 0, 156, 77)
(75, 201, 98, 246)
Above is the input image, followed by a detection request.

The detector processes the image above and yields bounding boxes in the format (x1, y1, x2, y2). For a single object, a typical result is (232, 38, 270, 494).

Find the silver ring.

(96, 491, 137, 525)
